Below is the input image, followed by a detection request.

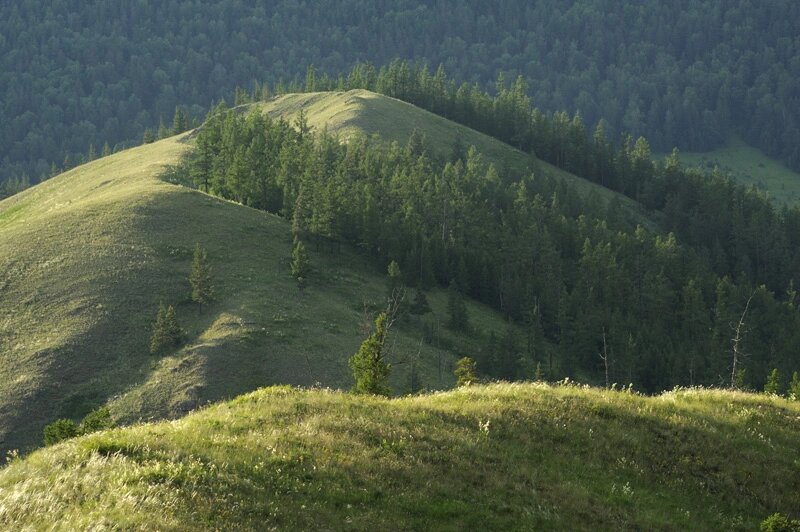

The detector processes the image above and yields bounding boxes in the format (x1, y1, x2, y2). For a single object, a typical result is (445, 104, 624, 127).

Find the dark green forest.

(3, 0, 800, 184)
(182, 93, 800, 392)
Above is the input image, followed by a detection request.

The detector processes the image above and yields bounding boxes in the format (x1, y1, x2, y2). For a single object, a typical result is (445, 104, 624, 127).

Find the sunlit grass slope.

(0, 135, 510, 455)
(1, 383, 797, 530)
(258, 90, 652, 225)
(662, 136, 800, 205)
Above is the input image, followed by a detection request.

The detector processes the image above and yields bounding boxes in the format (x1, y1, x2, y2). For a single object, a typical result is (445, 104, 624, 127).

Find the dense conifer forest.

(183, 87, 800, 392)
(2, 0, 800, 184)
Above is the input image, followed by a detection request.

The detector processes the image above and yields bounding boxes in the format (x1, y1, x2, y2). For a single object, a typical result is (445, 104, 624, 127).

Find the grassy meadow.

(1, 383, 798, 530)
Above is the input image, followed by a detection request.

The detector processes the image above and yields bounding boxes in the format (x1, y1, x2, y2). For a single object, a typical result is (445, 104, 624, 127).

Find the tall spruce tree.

(291, 237, 310, 283)
(190, 243, 213, 311)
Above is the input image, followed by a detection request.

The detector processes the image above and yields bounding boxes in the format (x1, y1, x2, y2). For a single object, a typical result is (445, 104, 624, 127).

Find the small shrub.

(43, 419, 78, 446)
(760, 513, 800, 532)
(79, 406, 114, 434)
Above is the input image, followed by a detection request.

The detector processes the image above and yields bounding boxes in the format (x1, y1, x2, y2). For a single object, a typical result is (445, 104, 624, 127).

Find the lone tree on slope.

(190, 243, 213, 311)
(349, 312, 392, 396)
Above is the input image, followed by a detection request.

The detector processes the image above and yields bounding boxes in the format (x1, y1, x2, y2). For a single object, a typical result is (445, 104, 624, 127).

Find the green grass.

(662, 136, 800, 205)
(257, 90, 653, 226)
(1, 383, 797, 530)
(0, 132, 512, 456)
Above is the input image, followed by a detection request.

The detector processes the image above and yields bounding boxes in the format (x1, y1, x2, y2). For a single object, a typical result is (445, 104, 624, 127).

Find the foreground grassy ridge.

(257, 90, 653, 225)
(0, 132, 511, 455)
(662, 136, 800, 205)
(1, 383, 798, 530)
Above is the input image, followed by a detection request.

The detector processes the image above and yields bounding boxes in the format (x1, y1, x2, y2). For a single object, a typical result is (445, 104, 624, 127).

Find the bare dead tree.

(730, 290, 756, 389)
(385, 286, 406, 332)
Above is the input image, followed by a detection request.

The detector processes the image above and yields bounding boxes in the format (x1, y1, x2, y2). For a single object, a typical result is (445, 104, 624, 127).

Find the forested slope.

(182, 90, 800, 397)
(2, 0, 799, 184)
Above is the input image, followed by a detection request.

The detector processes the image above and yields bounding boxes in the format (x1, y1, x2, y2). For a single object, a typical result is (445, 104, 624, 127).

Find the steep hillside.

(257, 90, 654, 226)
(1, 383, 797, 530)
(0, 133, 510, 455)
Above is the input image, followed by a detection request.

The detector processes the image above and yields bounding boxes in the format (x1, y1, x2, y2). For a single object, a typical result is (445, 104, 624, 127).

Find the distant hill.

(0, 123, 511, 455)
(1, 383, 797, 529)
(256, 90, 654, 226)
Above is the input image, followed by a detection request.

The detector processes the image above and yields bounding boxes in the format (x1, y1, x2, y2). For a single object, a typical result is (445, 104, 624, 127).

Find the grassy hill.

(660, 136, 800, 205)
(1, 383, 798, 530)
(0, 132, 513, 456)
(257, 90, 655, 227)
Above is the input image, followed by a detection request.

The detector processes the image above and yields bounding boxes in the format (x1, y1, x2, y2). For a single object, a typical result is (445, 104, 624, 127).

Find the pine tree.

(454, 357, 477, 386)
(534, 362, 544, 382)
(142, 128, 155, 144)
(409, 354, 422, 394)
(447, 280, 469, 331)
(291, 237, 310, 283)
(190, 243, 213, 310)
(349, 312, 391, 396)
(157, 117, 169, 139)
(172, 106, 189, 134)
(789, 372, 800, 400)
(101, 142, 111, 157)
(764, 368, 781, 395)
(409, 289, 432, 316)
(150, 303, 183, 354)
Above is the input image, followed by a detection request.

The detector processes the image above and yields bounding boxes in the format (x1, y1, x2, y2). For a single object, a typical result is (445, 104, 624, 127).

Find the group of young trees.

(150, 243, 213, 354)
(185, 98, 800, 393)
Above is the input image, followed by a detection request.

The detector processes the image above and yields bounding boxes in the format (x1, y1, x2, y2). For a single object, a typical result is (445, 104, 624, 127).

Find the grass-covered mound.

(1, 383, 797, 530)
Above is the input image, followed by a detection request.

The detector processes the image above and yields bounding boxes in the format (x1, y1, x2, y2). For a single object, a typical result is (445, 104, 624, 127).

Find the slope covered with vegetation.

(0, 119, 515, 456)
(1, 383, 798, 530)
(185, 90, 800, 398)
(2, 1, 800, 184)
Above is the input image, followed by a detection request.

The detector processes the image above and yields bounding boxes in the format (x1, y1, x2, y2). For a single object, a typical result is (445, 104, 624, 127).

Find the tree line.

(185, 102, 800, 392)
